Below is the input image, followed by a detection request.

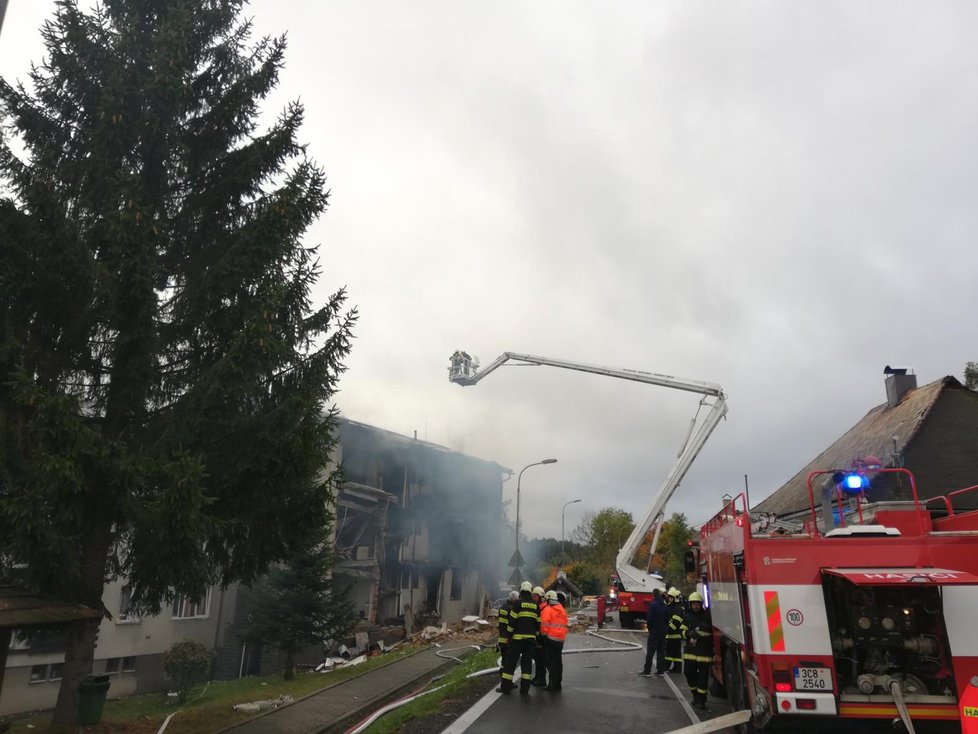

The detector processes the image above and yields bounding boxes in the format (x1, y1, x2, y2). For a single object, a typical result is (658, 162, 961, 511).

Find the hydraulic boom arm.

(448, 350, 728, 592)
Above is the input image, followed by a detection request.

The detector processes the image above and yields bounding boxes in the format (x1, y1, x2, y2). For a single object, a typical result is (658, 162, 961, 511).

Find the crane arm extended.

(449, 351, 723, 397)
(448, 349, 728, 592)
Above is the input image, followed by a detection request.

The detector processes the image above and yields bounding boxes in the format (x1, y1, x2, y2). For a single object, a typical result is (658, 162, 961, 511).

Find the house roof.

(754, 376, 957, 517)
(0, 586, 101, 628)
(336, 416, 512, 475)
(546, 574, 583, 598)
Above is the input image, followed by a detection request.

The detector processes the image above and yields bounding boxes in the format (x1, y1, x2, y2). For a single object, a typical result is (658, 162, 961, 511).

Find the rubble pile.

(232, 694, 294, 713)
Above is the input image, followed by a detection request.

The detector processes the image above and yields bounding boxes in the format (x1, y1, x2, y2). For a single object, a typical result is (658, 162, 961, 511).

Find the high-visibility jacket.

(540, 602, 568, 642)
(680, 607, 714, 663)
(510, 592, 540, 641)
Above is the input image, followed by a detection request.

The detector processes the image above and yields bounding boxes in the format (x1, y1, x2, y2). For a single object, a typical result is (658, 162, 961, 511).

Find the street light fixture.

(511, 459, 557, 583)
(561, 499, 582, 564)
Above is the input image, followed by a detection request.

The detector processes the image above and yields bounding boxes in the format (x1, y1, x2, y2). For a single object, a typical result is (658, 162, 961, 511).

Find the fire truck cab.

(694, 467, 978, 731)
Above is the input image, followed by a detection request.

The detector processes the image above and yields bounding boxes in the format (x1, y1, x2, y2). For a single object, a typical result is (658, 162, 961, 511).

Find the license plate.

(794, 667, 831, 691)
(619, 605, 629, 612)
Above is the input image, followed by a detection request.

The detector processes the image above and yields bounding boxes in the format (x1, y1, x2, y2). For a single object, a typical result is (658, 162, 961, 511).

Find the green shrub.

(163, 640, 214, 703)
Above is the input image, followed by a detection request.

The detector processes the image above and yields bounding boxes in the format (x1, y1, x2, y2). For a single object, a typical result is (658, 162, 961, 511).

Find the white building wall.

(1, 580, 223, 717)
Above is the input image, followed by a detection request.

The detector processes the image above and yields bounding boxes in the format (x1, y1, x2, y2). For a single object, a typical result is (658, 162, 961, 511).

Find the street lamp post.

(512, 459, 557, 582)
(561, 499, 582, 564)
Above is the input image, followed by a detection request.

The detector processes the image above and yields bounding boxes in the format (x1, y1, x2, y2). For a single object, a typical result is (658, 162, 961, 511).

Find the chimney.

(884, 366, 917, 408)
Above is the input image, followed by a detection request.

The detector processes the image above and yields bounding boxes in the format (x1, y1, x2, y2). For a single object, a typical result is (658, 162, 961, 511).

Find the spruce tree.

(236, 533, 355, 680)
(0, 0, 355, 726)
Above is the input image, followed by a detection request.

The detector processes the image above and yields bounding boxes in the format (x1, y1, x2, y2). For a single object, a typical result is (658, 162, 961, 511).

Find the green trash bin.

(77, 674, 111, 726)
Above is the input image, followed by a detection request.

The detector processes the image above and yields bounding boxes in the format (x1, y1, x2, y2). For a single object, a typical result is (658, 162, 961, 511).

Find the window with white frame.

(118, 585, 139, 623)
(104, 656, 137, 674)
(171, 589, 211, 619)
(29, 663, 64, 683)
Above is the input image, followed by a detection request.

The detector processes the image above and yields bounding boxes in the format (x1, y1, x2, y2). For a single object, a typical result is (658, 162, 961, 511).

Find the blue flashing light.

(842, 473, 866, 491)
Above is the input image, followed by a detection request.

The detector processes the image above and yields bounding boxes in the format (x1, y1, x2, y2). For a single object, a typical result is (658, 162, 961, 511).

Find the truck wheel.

(620, 612, 635, 629)
(725, 649, 755, 734)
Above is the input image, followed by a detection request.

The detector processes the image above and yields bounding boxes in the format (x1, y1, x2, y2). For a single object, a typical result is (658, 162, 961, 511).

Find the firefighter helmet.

(520, 581, 533, 592)
(533, 586, 544, 596)
(545, 590, 558, 601)
(688, 592, 703, 603)
(667, 587, 681, 599)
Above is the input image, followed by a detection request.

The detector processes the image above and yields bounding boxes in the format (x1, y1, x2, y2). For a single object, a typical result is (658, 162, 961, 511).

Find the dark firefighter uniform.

(531, 586, 547, 687)
(681, 592, 713, 709)
(665, 587, 684, 673)
(499, 585, 541, 694)
(497, 592, 518, 681)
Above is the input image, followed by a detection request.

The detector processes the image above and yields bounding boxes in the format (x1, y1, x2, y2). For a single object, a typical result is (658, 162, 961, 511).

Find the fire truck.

(448, 350, 727, 627)
(693, 465, 978, 731)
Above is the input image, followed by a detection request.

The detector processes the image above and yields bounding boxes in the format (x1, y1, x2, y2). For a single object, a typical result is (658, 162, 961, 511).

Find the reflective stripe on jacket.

(666, 604, 683, 640)
(498, 601, 513, 642)
(680, 607, 714, 662)
(510, 593, 541, 640)
(540, 603, 568, 642)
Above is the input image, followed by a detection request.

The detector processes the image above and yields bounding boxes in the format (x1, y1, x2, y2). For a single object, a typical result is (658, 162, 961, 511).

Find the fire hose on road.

(343, 630, 643, 734)
(345, 628, 750, 734)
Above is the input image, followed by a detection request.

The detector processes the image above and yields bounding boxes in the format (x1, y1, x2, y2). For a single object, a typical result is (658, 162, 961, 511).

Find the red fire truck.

(693, 466, 978, 731)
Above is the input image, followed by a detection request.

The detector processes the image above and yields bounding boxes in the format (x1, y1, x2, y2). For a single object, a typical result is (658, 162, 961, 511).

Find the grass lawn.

(6, 648, 415, 734)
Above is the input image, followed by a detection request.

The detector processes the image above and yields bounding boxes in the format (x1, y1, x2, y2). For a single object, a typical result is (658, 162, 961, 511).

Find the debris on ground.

(314, 654, 367, 673)
(232, 694, 294, 713)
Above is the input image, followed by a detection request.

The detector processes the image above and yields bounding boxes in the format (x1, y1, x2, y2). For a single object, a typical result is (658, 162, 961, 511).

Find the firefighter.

(531, 585, 548, 687)
(540, 590, 568, 691)
(681, 591, 713, 709)
(497, 590, 519, 681)
(498, 581, 541, 695)
(664, 587, 684, 674)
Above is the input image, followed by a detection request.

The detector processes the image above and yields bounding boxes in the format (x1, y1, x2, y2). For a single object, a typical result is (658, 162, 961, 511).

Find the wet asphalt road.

(443, 629, 736, 733)
(440, 629, 932, 734)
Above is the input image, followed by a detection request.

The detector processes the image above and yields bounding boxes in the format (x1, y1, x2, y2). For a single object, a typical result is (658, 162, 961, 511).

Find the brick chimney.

(884, 366, 917, 408)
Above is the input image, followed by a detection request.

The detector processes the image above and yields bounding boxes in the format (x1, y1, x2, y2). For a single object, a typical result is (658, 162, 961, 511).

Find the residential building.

(333, 417, 509, 626)
(0, 417, 507, 715)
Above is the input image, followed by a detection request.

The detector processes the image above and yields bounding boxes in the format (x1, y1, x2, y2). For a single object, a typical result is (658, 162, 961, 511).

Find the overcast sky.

(2, 2, 977, 542)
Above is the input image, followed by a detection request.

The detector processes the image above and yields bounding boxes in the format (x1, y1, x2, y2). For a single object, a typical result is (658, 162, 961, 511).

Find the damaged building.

(333, 418, 509, 627)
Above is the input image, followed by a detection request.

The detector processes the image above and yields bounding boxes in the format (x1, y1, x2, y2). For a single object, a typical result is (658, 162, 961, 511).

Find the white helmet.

(544, 590, 558, 601)
(532, 586, 544, 596)
(520, 581, 533, 592)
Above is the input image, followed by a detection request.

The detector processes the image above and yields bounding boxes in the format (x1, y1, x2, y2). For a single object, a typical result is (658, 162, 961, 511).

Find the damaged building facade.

(0, 417, 507, 715)
(333, 418, 509, 627)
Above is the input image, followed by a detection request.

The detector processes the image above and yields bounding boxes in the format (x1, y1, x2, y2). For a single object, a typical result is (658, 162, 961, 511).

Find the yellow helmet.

(667, 587, 681, 599)
(520, 581, 533, 592)
(688, 592, 704, 603)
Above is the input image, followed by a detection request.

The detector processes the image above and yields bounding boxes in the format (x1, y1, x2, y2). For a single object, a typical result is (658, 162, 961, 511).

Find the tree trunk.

(283, 651, 295, 681)
(49, 616, 101, 730)
(49, 520, 112, 730)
